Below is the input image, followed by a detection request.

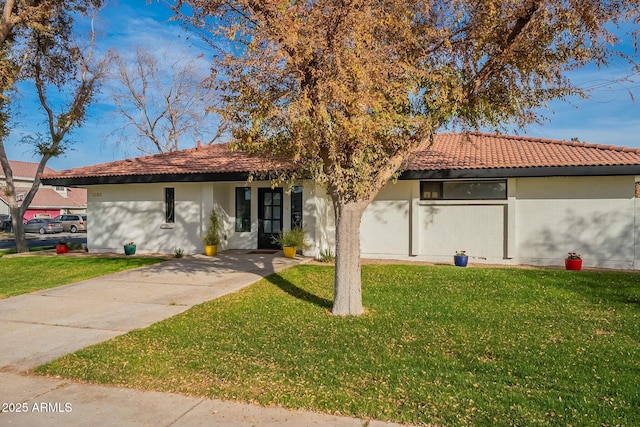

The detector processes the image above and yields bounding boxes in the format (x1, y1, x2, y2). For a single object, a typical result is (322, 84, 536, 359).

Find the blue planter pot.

(454, 255, 468, 267)
(124, 244, 136, 255)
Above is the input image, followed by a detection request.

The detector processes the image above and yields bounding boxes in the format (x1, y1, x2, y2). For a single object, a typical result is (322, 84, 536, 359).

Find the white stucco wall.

(357, 175, 640, 269)
(86, 183, 206, 254)
(84, 174, 640, 269)
(514, 176, 637, 269)
(415, 203, 506, 260)
(86, 181, 315, 255)
(360, 181, 412, 256)
(304, 183, 335, 258)
(359, 180, 508, 263)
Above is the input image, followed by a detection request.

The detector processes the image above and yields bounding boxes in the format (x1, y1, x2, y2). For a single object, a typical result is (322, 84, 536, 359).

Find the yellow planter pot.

(204, 245, 217, 256)
(282, 247, 297, 258)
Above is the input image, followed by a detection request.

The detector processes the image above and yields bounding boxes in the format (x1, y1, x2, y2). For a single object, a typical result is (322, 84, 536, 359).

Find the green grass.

(0, 245, 55, 257)
(0, 256, 164, 298)
(37, 265, 640, 426)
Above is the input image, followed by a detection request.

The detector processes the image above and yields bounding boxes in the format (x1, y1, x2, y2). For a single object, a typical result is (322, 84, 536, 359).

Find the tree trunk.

(331, 198, 368, 316)
(11, 206, 28, 253)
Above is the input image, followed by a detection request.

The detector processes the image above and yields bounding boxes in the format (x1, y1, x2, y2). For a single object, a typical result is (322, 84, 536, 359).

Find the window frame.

(235, 187, 252, 232)
(420, 180, 507, 201)
(290, 185, 303, 229)
(164, 187, 175, 223)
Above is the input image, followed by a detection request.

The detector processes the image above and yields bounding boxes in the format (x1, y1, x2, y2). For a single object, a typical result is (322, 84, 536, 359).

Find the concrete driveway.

(0, 251, 307, 371)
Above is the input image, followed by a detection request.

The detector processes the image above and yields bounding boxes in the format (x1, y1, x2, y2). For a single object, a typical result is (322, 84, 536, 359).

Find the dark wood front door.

(258, 188, 283, 249)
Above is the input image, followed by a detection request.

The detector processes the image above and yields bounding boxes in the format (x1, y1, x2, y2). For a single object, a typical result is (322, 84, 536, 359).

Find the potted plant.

(454, 250, 469, 267)
(202, 209, 221, 256)
(565, 252, 582, 271)
(56, 240, 69, 254)
(124, 241, 136, 255)
(272, 227, 310, 258)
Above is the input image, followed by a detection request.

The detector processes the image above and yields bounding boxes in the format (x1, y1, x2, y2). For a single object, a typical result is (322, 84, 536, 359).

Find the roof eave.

(41, 164, 640, 186)
(29, 205, 87, 209)
(40, 171, 255, 186)
(399, 165, 640, 179)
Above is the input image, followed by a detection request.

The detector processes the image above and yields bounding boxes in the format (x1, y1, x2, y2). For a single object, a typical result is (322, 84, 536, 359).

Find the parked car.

(52, 214, 87, 233)
(0, 215, 10, 232)
(23, 218, 63, 234)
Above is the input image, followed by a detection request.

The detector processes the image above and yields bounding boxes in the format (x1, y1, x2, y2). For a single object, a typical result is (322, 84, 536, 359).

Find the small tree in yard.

(0, 1, 110, 253)
(176, 0, 640, 315)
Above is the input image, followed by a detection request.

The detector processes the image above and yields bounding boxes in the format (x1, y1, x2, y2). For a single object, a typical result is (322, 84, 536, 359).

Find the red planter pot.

(56, 244, 69, 254)
(565, 259, 582, 271)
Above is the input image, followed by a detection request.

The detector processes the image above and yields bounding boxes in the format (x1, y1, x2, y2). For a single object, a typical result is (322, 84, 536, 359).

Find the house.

(0, 160, 87, 220)
(40, 133, 640, 269)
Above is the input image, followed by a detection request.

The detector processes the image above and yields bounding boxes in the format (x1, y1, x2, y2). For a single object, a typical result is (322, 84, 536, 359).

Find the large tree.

(0, 0, 108, 252)
(109, 46, 228, 154)
(177, 0, 640, 315)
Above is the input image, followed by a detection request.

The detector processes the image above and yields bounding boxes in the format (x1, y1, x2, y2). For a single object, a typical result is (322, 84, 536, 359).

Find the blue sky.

(4, 1, 640, 171)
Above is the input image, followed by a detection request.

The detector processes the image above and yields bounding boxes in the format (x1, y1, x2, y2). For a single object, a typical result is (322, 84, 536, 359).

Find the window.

(291, 186, 303, 228)
(165, 188, 175, 223)
(420, 180, 507, 200)
(420, 182, 442, 199)
(235, 187, 251, 232)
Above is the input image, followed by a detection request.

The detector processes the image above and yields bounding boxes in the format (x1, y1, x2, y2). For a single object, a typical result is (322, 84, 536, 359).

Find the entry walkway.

(0, 251, 406, 426)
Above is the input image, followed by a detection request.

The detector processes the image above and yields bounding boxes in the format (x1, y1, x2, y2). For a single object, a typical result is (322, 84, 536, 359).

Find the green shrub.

(317, 248, 335, 263)
(68, 242, 84, 251)
(272, 227, 310, 249)
(202, 209, 221, 246)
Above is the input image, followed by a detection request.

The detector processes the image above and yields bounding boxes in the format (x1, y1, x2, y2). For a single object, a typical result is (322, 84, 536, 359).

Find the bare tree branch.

(108, 47, 229, 154)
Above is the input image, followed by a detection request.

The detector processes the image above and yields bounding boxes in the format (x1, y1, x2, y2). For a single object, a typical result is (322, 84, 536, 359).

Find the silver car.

(23, 218, 63, 234)
(52, 214, 87, 233)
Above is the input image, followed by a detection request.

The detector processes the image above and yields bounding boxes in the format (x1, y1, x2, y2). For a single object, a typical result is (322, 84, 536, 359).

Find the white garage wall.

(358, 180, 508, 263)
(360, 181, 412, 257)
(416, 203, 506, 261)
(355, 175, 640, 269)
(361, 200, 410, 255)
(515, 176, 637, 269)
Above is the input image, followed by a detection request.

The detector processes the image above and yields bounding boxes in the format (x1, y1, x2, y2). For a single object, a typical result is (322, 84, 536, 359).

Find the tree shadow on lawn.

(265, 273, 333, 310)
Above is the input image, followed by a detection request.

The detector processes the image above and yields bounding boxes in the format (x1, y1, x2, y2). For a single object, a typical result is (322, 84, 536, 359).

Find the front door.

(258, 188, 283, 249)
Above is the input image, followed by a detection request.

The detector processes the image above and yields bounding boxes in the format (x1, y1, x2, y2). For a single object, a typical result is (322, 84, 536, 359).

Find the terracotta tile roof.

(406, 133, 640, 171)
(40, 143, 281, 180)
(2, 160, 57, 180)
(40, 133, 640, 182)
(0, 187, 87, 209)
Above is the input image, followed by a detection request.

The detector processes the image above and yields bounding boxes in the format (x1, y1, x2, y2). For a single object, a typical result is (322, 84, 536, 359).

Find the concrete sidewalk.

(0, 372, 400, 427)
(0, 251, 405, 426)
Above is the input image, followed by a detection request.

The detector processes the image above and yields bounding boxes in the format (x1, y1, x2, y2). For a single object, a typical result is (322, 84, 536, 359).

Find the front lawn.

(0, 256, 164, 298)
(37, 265, 640, 426)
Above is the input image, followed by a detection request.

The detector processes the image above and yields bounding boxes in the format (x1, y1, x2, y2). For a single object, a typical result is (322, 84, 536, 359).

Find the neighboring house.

(0, 160, 87, 220)
(40, 133, 640, 269)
